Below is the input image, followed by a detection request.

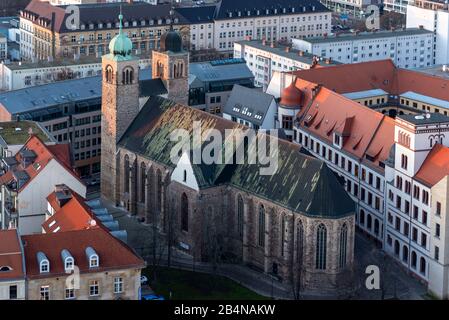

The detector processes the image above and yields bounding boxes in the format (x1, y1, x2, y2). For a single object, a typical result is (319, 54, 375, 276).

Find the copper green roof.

(118, 96, 354, 219)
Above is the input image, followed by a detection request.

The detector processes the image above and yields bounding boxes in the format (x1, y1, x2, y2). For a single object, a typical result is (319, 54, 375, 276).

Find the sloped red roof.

(0, 135, 84, 192)
(43, 191, 101, 234)
(22, 228, 145, 279)
(0, 229, 25, 280)
(415, 144, 449, 187)
(291, 59, 449, 102)
(296, 80, 395, 169)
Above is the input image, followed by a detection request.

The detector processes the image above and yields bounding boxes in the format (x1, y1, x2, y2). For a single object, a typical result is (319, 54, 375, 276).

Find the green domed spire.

(108, 12, 133, 58)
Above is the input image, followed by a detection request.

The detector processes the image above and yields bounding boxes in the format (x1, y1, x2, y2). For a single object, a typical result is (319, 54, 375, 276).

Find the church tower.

(101, 12, 140, 204)
(152, 9, 189, 105)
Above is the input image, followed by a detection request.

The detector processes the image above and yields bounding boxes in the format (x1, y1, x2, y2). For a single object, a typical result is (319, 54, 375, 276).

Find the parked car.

(142, 294, 165, 301)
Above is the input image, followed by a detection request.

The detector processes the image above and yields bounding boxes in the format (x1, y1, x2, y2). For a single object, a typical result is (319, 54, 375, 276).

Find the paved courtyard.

(100, 198, 427, 300)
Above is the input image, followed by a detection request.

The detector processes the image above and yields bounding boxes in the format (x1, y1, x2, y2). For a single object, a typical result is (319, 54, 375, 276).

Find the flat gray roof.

(0, 76, 102, 115)
(189, 60, 254, 83)
(236, 40, 340, 65)
(299, 28, 433, 44)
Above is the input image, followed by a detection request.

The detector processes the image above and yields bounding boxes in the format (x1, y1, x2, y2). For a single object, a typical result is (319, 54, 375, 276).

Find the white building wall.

(17, 159, 86, 235)
(292, 31, 434, 69)
(406, 5, 449, 65)
(0, 280, 26, 300)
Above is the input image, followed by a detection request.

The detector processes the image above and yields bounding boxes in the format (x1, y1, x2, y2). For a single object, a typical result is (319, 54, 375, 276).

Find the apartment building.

(383, 113, 449, 297)
(319, 0, 376, 16)
(177, 0, 332, 54)
(406, 4, 449, 65)
(292, 28, 434, 69)
(188, 58, 254, 113)
(0, 77, 103, 177)
(0, 55, 151, 92)
(0, 230, 26, 300)
(262, 60, 449, 298)
(0, 34, 6, 62)
(267, 60, 449, 118)
(234, 39, 339, 90)
(0, 121, 56, 159)
(19, 0, 190, 61)
(0, 227, 145, 300)
(0, 135, 86, 234)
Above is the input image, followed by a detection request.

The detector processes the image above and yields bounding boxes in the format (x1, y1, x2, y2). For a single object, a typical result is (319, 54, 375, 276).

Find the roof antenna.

(169, 0, 175, 31)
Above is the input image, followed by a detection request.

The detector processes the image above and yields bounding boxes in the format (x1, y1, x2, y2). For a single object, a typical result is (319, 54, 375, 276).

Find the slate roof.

(176, 5, 217, 24)
(23, 1, 188, 34)
(215, 0, 329, 20)
(223, 85, 275, 126)
(118, 96, 354, 218)
(189, 60, 254, 84)
(139, 78, 168, 98)
(398, 113, 449, 126)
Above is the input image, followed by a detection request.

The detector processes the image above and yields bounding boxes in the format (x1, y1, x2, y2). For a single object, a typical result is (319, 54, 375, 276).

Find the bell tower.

(101, 12, 140, 204)
(152, 8, 189, 105)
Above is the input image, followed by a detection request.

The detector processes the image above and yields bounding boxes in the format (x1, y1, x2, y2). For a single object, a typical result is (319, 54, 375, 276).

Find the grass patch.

(143, 267, 269, 300)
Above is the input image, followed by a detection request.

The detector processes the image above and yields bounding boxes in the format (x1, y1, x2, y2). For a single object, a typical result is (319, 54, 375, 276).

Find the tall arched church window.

(338, 223, 348, 269)
(316, 224, 327, 270)
(237, 195, 244, 239)
(181, 193, 189, 232)
(124, 155, 130, 193)
(258, 205, 265, 247)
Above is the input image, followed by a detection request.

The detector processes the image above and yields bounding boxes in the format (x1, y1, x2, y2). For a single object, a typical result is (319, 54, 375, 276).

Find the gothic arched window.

(122, 67, 134, 85)
(124, 155, 130, 193)
(156, 169, 162, 212)
(297, 220, 304, 263)
(315, 224, 327, 270)
(181, 193, 189, 232)
(140, 162, 146, 203)
(258, 205, 265, 247)
(411, 251, 417, 269)
(237, 195, 244, 239)
(105, 65, 113, 83)
(338, 223, 348, 269)
(281, 215, 286, 257)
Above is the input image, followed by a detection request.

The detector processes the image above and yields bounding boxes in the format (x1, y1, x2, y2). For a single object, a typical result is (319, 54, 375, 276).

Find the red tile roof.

(295, 79, 395, 170)
(22, 228, 145, 279)
(42, 189, 101, 234)
(415, 144, 449, 187)
(0, 229, 25, 280)
(291, 59, 449, 102)
(0, 135, 83, 192)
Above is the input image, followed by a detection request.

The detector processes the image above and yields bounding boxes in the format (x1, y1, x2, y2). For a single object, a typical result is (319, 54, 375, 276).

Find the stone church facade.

(101, 15, 356, 294)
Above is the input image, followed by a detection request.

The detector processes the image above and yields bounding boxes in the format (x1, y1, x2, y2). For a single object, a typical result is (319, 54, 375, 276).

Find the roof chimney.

(299, 50, 304, 56)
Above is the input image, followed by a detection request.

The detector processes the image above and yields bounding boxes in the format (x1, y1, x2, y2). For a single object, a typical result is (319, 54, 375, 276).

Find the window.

(237, 195, 244, 239)
(282, 116, 293, 130)
(40, 260, 49, 273)
(40, 286, 50, 300)
(421, 233, 427, 248)
(338, 224, 348, 269)
(401, 154, 408, 170)
(316, 224, 327, 270)
(411, 251, 417, 269)
(140, 162, 146, 203)
(9, 285, 17, 300)
(181, 193, 189, 232)
(435, 246, 440, 261)
(89, 280, 99, 297)
(422, 190, 429, 205)
(436, 202, 441, 217)
(436, 223, 440, 238)
(89, 255, 99, 268)
(402, 246, 408, 263)
(65, 257, 74, 272)
(114, 277, 123, 294)
(124, 155, 130, 193)
(420, 257, 426, 275)
(65, 288, 75, 299)
(412, 227, 418, 242)
(422, 211, 428, 225)
(297, 221, 304, 263)
(258, 205, 266, 247)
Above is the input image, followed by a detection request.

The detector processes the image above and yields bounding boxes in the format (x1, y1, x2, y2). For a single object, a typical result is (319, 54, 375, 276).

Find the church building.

(100, 13, 356, 294)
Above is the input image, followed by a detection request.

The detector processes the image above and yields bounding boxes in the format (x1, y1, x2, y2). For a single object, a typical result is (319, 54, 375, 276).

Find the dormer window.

(90, 255, 98, 268)
(0, 266, 12, 272)
(40, 260, 49, 273)
(61, 249, 74, 272)
(334, 133, 342, 148)
(65, 257, 74, 271)
(86, 247, 99, 268)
